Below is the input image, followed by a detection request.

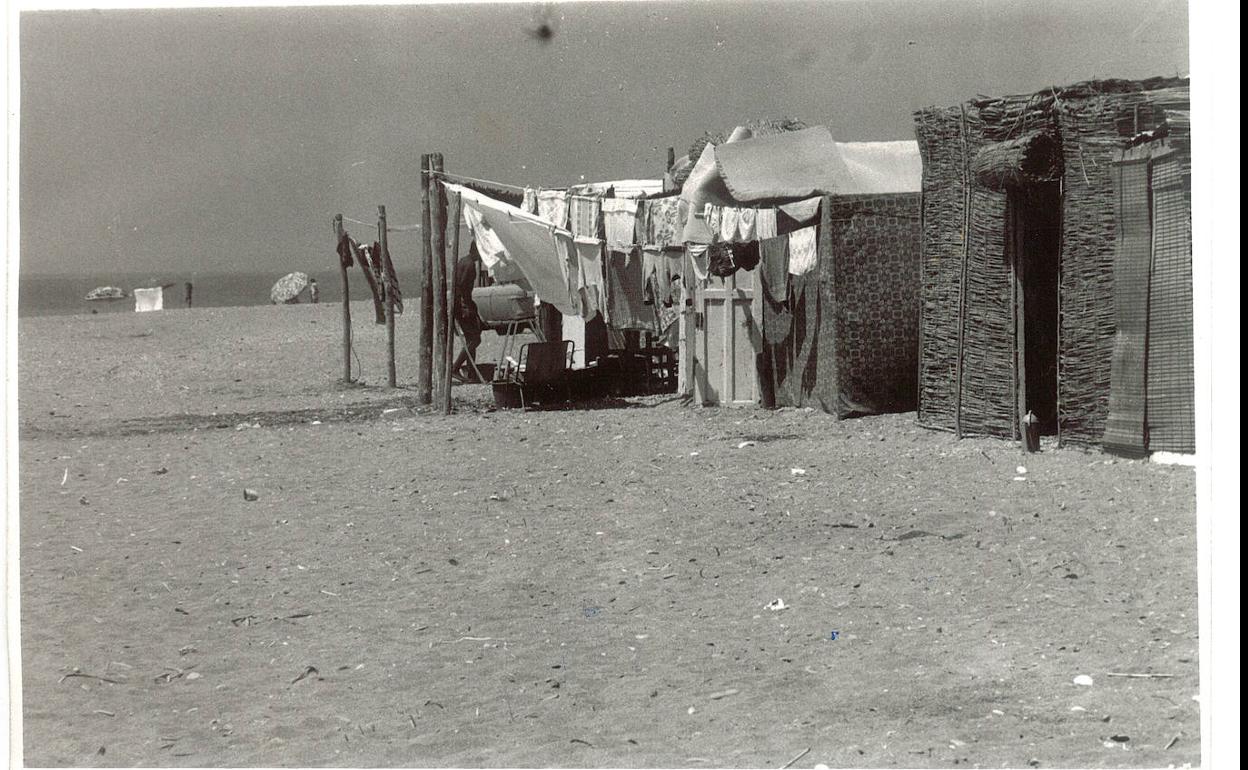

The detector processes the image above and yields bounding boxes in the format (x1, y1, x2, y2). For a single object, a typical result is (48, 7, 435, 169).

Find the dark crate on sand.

(913, 77, 1192, 450)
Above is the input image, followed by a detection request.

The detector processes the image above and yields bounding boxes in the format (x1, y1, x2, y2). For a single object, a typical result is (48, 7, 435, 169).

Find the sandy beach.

(18, 302, 1199, 768)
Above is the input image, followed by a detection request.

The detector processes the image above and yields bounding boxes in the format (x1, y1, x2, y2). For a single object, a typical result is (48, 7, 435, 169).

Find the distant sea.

(17, 271, 417, 318)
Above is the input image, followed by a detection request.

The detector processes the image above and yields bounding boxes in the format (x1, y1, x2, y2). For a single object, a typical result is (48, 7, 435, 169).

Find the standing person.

(184, 281, 193, 308)
(451, 243, 484, 382)
(309, 278, 320, 304)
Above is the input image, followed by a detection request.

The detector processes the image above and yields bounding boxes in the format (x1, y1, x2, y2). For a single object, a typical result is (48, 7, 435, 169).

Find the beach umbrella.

(270, 272, 311, 304)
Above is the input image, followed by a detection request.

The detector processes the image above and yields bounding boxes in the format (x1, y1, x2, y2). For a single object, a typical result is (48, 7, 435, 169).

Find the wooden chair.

(512, 340, 574, 410)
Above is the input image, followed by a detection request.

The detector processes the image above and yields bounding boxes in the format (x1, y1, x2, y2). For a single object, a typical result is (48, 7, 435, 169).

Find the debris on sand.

(292, 666, 320, 684)
(243, 489, 260, 501)
(1073, 675, 1094, 686)
(765, 598, 788, 611)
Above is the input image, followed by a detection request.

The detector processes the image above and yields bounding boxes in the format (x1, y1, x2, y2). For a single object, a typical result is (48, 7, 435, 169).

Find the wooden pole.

(955, 105, 971, 439)
(443, 189, 460, 414)
(666, 147, 676, 171)
(379, 205, 397, 388)
(333, 214, 353, 383)
(429, 153, 448, 406)
(430, 153, 448, 406)
(417, 154, 433, 404)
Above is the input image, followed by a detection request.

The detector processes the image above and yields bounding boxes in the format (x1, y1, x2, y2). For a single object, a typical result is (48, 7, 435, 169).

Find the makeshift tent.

(912, 76, 1192, 450)
(680, 126, 923, 416)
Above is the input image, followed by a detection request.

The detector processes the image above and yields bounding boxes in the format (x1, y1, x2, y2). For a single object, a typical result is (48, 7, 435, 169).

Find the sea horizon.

(17, 268, 418, 318)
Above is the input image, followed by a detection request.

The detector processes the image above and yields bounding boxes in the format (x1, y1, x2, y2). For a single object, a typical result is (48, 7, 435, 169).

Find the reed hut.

(912, 76, 1192, 453)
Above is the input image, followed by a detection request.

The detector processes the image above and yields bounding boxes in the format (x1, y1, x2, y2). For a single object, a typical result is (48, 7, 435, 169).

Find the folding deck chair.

(503, 339, 574, 410)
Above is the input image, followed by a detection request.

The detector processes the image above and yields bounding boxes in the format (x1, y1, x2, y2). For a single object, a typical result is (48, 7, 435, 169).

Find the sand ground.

(17, 302, 1199, 768)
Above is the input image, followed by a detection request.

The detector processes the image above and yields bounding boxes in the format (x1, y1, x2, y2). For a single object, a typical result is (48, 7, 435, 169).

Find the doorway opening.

(1009, 182, 1062, 435)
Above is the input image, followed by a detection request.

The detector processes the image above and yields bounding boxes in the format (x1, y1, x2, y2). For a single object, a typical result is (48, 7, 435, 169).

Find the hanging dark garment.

(707, 242, 737, 277)
(337, 233, 354, 269)
(732, 241, 760, 272)
(759, 236, 790, 304)
(377, 241, 403, 315)
(351, 240, 386, 324)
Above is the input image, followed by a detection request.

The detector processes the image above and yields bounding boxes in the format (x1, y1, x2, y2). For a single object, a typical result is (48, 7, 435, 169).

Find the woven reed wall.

(1053, 85, 1187, 443)
(1146, 143, 1195, 453)
(914, 78, 1189, 444)
(913, 105, 1016, 436)
(914, 107, 964, 431)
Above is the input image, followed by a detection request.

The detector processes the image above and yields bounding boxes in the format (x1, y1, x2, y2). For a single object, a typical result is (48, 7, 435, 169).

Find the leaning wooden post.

(379, 205, 397, 388)
(333, 214, 353, 383)
(430, 153, 448, 405)
(417, 154, 434, 404)
(442, 189, 461, 414)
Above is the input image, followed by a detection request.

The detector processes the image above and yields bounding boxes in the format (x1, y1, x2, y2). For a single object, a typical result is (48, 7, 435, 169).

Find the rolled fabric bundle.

(971, 128, 1062, 191)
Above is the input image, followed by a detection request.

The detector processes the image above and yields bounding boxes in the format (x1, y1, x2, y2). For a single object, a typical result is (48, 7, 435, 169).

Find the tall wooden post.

(666, 147, 676, 171)
(429, 152, 449, 401)
(333, 214, 353, 383)
(430, 153, 448, 406)
(443, 189, 460, 414)
(379, 205, 397, 388)
(417, 154, 434, 404)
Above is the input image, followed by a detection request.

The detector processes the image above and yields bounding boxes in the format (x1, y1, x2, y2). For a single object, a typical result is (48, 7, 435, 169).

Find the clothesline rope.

(431, 169, 529, 193)
(342, 215, 436, 233)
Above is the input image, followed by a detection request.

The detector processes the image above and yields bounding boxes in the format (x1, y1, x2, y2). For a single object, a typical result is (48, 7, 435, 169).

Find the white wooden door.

(693, 269, 759, 405)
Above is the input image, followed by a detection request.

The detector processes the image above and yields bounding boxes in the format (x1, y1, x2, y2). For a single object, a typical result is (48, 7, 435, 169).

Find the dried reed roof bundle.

(970, 129, 1062, 191)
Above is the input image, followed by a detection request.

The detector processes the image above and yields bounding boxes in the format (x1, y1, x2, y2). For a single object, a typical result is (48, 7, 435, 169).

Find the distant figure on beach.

(451, 244, 483, 382)
(309, 278, 320, 304)
(184, 281, 193, 308)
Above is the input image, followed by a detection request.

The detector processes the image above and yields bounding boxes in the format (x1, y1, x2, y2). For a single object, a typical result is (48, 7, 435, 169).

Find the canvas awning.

(836, 140, 923, 194)
(714, 126, 857, 203)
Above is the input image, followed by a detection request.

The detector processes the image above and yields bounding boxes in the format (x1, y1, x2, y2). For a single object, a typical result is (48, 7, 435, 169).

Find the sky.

(18, 0, 1190, 276)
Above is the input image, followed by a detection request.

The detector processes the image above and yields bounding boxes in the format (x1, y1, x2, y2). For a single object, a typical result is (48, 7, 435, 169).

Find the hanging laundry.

(568, 194, 602, 239)
(554, 230, 582, 317)
(687, 243, 710, 282)
(738, 208, 757, 241)
(755, 207, 778, 239)
(721, 206, 741, 243)
(521, 187, 538, 214)
(601, 198, 640, 250)
(643, 245, 673, 305)
(643, 197, 682, 248)
(379, 241, 404, 314)
(453, 183, 579, 316)
(732, 240, 760, 272)
(778, 197, 821, 232)
(787, 226, 818, 275)
(351, 240, 387, 323)
(537, 189, 569, 228)
(707, 242, 737, 278)
(461, 201, 529, 286)
(605, 247, 656, 331)
(573, 236, 607, 321)
(336, 233, 354, 269)
(704, 204, 723, 238)
(760, 236, 790, 303)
